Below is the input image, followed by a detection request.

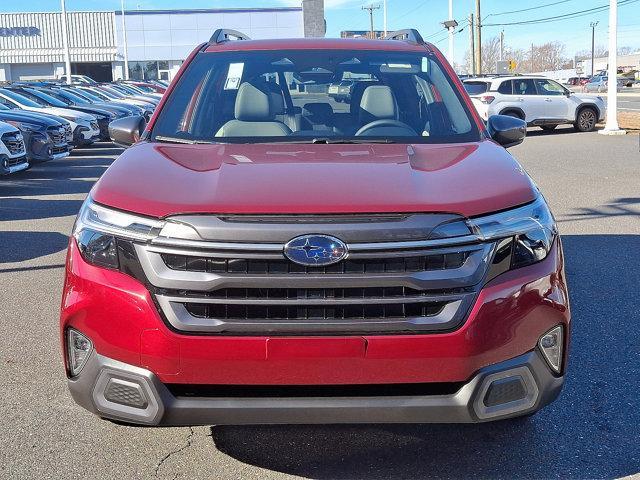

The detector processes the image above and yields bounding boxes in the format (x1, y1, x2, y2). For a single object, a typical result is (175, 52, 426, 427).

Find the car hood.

(92, 140, 537, 218)
(0, 121, 19, 134)
(39, 107, 95, 122)
(573, 93, 604, 102)
(0, 110, 62, 127)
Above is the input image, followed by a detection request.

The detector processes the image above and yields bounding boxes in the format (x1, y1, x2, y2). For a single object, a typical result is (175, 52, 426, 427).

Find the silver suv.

(463, 75, 605, 132)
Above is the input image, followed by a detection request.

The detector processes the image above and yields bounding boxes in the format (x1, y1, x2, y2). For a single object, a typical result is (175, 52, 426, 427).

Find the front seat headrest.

(234, 82, 273, 121)
(359, 85, 399, 124)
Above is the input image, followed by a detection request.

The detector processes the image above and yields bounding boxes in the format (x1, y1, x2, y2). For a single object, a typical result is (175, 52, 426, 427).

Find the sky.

(3, 0, 640, 65)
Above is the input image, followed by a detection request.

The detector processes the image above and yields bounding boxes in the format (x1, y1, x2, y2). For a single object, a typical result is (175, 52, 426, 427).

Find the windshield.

(463, 81, 489, 95)
(73, 88, 102, 102)
(53, 89, 88, 105)
(0, 88, 42, 108)
(37, 89, 74, 105)
(151, 49, 479, 144)
(22, 88, 68, 107)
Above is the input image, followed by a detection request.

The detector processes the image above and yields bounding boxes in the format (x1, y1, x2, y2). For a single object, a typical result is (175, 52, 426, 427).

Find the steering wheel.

(355, 119, 417, 136)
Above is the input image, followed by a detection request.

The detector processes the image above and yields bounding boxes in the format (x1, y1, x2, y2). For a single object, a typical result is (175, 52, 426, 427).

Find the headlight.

(5, 120, 41, 132)
(468, 195, 557, 270)
(73, 198, 165, 269)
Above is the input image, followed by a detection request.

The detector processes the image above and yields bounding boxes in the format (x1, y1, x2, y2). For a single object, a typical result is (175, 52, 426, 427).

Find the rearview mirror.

(487, 114, 526, 148)
(108, 115, 146, 148)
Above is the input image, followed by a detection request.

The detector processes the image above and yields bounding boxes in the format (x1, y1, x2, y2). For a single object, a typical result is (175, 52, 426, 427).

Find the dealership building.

(0, 1, 325, 83)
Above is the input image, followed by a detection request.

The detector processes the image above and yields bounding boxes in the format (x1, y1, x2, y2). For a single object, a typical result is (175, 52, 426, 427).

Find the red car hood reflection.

(91, 140, 536, 218)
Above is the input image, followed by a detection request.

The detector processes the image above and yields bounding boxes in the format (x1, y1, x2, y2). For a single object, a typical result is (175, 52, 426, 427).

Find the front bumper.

(1, 154, 29, 175)
(68, 349, 563, 426)
(26, 132, 69, 163)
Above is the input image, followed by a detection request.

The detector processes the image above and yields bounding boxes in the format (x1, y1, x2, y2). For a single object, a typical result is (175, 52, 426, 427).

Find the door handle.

(517, 97, 524, 102)
(544, 98, 552, 102)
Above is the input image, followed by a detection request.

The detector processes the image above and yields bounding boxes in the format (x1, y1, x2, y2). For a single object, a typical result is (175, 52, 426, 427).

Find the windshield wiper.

(154, 135, 215, 145)
(311, 138, 396, 144)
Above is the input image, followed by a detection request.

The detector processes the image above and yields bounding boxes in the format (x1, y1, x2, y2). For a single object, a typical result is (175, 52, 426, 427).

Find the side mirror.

(487, 114, 526, 148)
(108, 115, 146, 148)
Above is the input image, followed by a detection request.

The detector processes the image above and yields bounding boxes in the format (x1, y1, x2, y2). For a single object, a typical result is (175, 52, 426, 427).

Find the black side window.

(498, 81, 513, 94)
(513, 79, 536, 95)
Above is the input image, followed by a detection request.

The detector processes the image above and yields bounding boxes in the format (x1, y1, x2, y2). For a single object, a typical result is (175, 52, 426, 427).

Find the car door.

(512, 78, 545, 123)
(534, 78, 569, 120)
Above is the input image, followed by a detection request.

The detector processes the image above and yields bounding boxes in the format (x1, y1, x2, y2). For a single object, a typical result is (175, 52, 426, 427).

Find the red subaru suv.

(61, 29, 569, 426)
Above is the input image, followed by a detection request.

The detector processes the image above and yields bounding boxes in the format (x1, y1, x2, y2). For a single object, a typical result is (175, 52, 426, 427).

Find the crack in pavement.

(154, 427, 195, 478)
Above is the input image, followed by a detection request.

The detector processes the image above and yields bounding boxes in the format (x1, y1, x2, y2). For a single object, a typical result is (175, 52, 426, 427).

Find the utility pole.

(383, 0, 387, 36)
(469, 13, 475, 75)
(599, 0, 625, 134)
(121, 0, 129, 80)
(474, 0, 482, 74)
(590, 21, 599, 77)
(499, 30, 504, 62)
(60, 0, 72, 84)
(531, 43, 535, 72)
(362, 4, 380, 39)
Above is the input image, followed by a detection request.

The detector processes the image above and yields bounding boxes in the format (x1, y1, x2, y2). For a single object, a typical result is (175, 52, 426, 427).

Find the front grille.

(2, 133, 25, 156)
(52, 145, 68, 155)
(5, 155, 26, 167)
(46, 126, 66, 145)
(167, 381, 465, 398)
(133, 214, 493, 335)
(161, 251, 470, 275)
(64, 124, 72, 139)
(185, 298, 448, 321)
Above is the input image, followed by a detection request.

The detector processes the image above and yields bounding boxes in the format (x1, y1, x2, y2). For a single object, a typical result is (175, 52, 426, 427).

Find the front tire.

(574, 107, 598, 132)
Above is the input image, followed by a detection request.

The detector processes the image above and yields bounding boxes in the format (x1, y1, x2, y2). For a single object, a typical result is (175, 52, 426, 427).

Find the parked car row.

(0, 79, 164, 176)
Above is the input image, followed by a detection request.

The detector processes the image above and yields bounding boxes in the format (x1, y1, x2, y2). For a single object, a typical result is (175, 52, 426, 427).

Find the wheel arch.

(499, 107, 526, 120)
(576, 103, 600, 120)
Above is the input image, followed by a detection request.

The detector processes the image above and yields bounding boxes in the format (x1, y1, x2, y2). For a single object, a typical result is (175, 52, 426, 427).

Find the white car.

(463, 76, 606, 132)
(0, 88, 100, 146)
(0, 121, 29, 175)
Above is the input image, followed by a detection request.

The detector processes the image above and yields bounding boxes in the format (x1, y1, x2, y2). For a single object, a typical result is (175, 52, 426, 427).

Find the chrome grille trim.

(149, 234, 481, 252)
(156, 296, 467, 334)
(135, 242, 493, 292)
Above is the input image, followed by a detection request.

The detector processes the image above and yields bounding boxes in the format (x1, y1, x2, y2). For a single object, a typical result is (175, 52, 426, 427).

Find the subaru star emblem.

(284, 235, 348, 267)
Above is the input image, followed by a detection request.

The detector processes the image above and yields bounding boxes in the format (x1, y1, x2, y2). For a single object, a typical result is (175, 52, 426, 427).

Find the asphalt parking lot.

(1, 128, 639, 479)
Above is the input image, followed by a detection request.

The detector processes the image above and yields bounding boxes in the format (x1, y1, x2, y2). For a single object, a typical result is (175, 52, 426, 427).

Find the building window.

(128, 61, 144, 80)
(129, 60, 175, 81)
(158, 61, 170, 81)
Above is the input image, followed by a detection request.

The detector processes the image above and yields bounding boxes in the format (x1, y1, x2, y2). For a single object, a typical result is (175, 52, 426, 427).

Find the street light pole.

(499, 30, 504, 62)
(60, 0, 72, 84)
(474, 0, 482, 74)
(599, 0, 625, 134)
(383, 0, 387, 36)
(448, 0, 454, 64)
(121, 0, 129, 80)
(590, 21, 598, 77)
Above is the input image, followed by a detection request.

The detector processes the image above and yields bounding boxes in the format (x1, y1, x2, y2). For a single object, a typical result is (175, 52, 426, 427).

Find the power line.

(483, 0, 640, 27)
(485, 0, 576, 18)
(390, 0, 429, 22)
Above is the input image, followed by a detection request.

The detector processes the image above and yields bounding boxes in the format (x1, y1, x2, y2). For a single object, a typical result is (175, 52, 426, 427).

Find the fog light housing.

(539, 325, 563, 373)
(67, 328, 93, 376)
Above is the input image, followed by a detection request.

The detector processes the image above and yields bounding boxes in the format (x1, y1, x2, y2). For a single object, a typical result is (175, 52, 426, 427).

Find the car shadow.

(0, 197, 83, 221)
(0, 231, 69, 263)
(210, 234, 640, 479)
(0, 152, 115, 198)
(559, 197, 640, 223)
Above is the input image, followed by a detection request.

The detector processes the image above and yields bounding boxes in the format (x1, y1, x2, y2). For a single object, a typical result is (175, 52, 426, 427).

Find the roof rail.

(384, 29, 424, 44)
(209, 29, 251, 44)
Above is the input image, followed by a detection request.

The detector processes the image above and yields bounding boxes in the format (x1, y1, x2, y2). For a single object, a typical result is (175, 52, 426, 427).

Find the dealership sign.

(0, 27, 40, 37)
